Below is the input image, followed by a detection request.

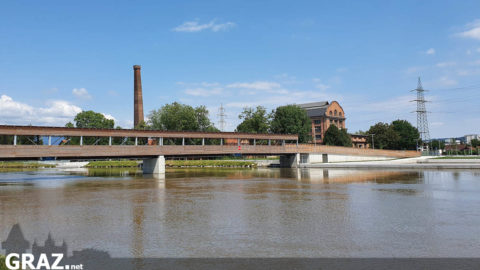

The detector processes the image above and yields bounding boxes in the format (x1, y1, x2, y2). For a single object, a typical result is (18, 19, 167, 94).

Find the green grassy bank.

(434, 156, 480, 159)
(0, 162, 56, 168)
(84, 160, 257, 168)
(0, 255, 7, 270)
(166, 160, 257, 168)
(85, 160, 140, 168)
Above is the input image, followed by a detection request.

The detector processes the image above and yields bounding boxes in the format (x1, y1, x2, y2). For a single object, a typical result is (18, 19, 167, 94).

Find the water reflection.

(0, 168, 479, 257)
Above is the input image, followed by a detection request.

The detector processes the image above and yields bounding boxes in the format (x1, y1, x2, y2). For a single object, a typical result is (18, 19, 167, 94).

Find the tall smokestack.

(133, 65, 144, 127)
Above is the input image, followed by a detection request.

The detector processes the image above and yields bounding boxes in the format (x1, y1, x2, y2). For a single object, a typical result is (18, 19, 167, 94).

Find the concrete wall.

(307, 153, 394, 163)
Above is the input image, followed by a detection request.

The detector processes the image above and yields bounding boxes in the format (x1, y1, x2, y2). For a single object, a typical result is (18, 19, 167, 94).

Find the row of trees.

(62, 102, 420, 150)
(360, 120, 420, 150)
(235, 105, 311, 143)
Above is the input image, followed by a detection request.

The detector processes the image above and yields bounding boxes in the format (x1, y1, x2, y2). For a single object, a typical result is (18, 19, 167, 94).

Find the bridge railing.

(0, 125, 298, 147)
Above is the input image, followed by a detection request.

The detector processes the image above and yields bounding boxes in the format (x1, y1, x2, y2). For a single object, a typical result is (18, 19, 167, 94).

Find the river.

(0, 168, 479, 258)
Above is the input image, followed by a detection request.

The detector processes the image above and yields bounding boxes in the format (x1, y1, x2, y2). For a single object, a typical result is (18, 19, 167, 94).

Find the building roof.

(297, 101, 329, 109)
(297, 101, 329, 117)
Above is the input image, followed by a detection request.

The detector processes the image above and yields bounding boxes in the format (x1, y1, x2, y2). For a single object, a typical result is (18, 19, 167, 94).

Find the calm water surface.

(0, 168, 480, 257)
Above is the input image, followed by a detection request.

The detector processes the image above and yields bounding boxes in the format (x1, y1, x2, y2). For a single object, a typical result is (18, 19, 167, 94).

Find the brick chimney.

(133, 65, 144, 127)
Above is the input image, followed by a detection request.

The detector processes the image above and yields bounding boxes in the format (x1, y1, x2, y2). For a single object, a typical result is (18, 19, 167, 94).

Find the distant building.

(465, 134, 480, 144)
(297, 101, 346, 144)
(351, 134, 369, 148)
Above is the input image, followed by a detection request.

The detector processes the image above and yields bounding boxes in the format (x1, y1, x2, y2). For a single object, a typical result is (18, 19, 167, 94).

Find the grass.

(84, 159, 258, 168)
(85, 160, 140, 168)
(0, 162, 56, 168)
(219, 156, 279, 160)
(166, 160, 257, 168)
(0, 255, 7, 270)
(434, 156, 480, 159)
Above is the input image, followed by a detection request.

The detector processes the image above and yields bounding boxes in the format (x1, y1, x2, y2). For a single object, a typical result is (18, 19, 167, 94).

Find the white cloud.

(312, 78, 330, 91)
(227, 81, 281, 90)
(426, 48, 436, 55)
(436, 62, 456, 68)
(0, 95, 34, 117)
(102, 113, 116, 121)
(173, 20, 235, 32)
(184, 87, 223, 97)
(405, 66, 425, 74)
(72, 88, 91, 99)
(0, 95, 82, 126)
(457, 19, 480, 40)
(226, 81, 288, 94)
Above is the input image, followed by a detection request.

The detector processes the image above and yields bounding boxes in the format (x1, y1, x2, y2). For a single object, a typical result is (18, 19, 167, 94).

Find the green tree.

(73, 111, 115, 129)
(366, 122, 399, 149)
(323, 125, 352, 147)
(270, 105, 311, 143)
(236, 106, 271, 133)
(429, 139, 445, 150)
(148, 102, 216, 132)
(391, 119, 420, 150)
(65, 111, 115, 145)
(471, 139, 480, 148)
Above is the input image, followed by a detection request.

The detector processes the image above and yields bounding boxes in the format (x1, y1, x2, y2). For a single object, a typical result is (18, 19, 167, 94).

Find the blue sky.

(1, 0, 480, 137)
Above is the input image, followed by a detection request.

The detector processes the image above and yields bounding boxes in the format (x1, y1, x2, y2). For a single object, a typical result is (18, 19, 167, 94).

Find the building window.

(315, 135, 322, 139)
(329, 111, 332, 116)
(315, 127, 321, 132)
(334, 110, 337, 116)
(313, 120, 321, 125)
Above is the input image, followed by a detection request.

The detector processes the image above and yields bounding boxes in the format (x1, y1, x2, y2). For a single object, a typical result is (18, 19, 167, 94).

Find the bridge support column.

(279, 153, 300, 168)
(143, 156, 165, 174)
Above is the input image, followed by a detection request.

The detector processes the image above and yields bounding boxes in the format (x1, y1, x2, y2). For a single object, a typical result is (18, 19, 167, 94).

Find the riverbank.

(0, 161, 55, 169)
(299, 156, 480, 169)
(84, 160, 257, 168)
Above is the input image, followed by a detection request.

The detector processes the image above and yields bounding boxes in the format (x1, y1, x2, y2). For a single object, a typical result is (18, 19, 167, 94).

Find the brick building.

(297, 101, 368, 148)
(297, 101, 345, 144)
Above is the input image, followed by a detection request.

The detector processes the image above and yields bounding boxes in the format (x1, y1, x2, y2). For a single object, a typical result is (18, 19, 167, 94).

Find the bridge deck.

(0, 144, 420, 159)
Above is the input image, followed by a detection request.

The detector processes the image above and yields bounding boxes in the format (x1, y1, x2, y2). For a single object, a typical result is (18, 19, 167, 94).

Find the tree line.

(58, 102, 420, 150)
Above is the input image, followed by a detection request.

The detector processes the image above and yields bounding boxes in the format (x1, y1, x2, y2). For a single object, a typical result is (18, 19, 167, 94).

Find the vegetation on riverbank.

(85, 159, 260, 168)
(0, 255, 7, 270)
(85, 160, 140, 168)
(166, 160, 257, 167)
(434, 156, 480, 159)
(0, 162, 56, 168)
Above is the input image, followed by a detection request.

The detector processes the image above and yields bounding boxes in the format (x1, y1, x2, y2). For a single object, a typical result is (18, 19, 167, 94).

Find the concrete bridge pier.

(280, 153, 300, 168)
(143, 156, 165, 174)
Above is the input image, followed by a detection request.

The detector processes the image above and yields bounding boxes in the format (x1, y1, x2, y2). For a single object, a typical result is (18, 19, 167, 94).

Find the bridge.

(0, 125, 420, 174)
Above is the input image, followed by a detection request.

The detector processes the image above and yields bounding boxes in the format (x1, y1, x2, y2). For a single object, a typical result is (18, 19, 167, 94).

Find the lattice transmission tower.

(218, 103, 226, 131)
(411, 77, 430, 142)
